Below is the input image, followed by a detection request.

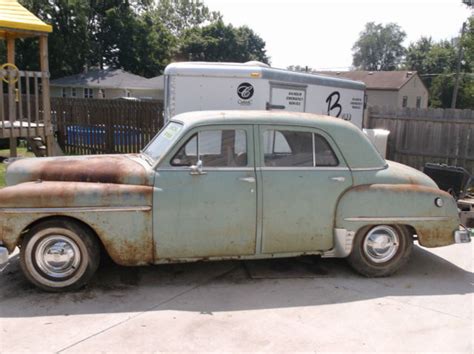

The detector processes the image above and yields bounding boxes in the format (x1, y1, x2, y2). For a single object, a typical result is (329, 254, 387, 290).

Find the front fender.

(0, 181, 154, 265)
(336, 184, 460, 248)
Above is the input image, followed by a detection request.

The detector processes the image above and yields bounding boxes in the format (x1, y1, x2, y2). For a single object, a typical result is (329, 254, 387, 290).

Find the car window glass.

(314, 134, 339, 166)
(172, 129, 247, 167)
(263, 130, 313, 167)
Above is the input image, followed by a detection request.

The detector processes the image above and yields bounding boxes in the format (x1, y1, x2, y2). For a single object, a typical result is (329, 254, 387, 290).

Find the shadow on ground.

(0, 245, 472, 318)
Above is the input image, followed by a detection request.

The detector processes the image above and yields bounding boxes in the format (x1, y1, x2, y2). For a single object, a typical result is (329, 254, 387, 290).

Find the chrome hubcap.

(35, 236, 81, 278)
(363, 226, 400, 263)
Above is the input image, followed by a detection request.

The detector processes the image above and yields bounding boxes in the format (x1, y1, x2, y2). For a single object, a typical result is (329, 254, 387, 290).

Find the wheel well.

(19, 215, 106, 254)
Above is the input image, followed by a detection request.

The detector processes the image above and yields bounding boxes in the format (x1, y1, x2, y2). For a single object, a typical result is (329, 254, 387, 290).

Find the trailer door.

(268, 84, 307, 112)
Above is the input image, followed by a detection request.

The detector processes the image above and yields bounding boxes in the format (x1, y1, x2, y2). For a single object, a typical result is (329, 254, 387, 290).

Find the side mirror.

(189, 160, 206, 175)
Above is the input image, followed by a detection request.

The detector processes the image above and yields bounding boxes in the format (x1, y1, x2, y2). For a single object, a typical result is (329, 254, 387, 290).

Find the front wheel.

(346, 225, 413, 277)
(20, 219, 100, 292)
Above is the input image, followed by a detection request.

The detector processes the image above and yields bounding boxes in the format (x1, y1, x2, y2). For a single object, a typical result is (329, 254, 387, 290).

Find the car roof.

(170, 110, 387, 170)
(171, 110, 352, 129)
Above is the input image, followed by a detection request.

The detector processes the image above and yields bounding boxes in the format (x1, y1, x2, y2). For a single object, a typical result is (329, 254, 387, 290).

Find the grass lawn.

(0, 147, 35, 188)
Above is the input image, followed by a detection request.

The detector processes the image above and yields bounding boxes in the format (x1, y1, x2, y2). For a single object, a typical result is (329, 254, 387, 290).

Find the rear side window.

(263, 130, 312, 167)
(314, 134, 338, 166)
(263, 129, 338, 167)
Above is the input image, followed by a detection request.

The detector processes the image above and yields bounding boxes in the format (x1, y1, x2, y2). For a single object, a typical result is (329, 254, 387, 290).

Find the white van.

(163, 61, 366, 127)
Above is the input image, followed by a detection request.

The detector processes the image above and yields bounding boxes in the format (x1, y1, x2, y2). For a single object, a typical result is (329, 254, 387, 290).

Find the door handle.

(239, 177, 256, 183)
(330, 176, 346, 182)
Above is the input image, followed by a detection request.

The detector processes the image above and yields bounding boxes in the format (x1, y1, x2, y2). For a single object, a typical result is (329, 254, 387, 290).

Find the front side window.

(172, 129, 247, 167)
(402, 96, 408, 108)
(263, 129, 338, 167)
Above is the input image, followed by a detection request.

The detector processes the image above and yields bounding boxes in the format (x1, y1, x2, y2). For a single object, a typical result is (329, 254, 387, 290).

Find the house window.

(84, 88, 93, 99)
(416, 96, 421, 108)
(71, 88, 76, 98)
(61, 88, 67, 98)
(402, 96, 408, 108)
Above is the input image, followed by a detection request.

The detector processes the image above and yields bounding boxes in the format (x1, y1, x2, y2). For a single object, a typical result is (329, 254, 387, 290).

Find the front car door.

(153, 124, 257, 260)
(258, 125, 352, 254)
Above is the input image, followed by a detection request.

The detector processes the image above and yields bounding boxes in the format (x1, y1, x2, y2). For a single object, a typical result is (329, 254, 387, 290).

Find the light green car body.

(0, 111, 461, 266)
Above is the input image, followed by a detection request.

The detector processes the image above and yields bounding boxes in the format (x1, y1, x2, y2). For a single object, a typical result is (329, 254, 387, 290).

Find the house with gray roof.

(50, 69, 164, 101)
(316, 71, 428, 109)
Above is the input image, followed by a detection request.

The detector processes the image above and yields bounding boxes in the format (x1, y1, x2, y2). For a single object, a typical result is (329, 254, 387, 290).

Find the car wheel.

(346, 224, 413, 277)
(20, 219, 100, 292)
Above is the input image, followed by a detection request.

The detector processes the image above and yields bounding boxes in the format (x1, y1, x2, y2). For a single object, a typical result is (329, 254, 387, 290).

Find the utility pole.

(451, 21, 467, 109)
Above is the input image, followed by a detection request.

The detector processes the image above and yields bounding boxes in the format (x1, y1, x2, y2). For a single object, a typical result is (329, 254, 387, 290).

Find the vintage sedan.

(0, 111, 470, 291)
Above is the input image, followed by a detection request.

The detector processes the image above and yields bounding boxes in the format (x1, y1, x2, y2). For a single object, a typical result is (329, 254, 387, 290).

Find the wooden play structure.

(0, 0, 55, 157)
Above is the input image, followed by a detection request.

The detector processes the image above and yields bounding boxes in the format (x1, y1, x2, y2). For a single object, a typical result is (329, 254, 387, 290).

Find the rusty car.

(0, 111, 471, 291)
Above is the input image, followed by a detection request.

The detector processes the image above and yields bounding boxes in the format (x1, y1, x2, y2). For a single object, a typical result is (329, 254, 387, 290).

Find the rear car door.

(258, 125, 352, 253)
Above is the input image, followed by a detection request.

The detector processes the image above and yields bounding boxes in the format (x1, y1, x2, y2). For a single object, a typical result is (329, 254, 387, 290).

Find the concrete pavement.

(0, 242, 472, 352)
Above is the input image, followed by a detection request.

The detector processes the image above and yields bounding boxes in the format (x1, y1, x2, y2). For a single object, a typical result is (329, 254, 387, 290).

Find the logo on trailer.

(237, 82, 254, 100)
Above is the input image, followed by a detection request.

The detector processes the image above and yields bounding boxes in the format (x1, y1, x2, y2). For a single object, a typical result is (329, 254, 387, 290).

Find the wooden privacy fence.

(367, 106, 474, 174)
(52, 98, 164, 155)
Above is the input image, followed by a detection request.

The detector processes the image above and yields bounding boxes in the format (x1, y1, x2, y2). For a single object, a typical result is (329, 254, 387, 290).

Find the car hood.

(5, 154, 153, 186)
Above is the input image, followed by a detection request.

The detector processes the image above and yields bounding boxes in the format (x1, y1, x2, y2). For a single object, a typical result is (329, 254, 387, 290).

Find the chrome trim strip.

(259, 166, 350, 171)
(157, 167, 254, 172)
(350, 164, 389, 172)
(0, 206, 152, 214)
(344, 216, 451, 222)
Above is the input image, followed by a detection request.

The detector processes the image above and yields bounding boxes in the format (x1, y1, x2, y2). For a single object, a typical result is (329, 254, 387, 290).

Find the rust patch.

(7, 154, 150, 186)
(0, 181, 153, 208)
(416, 224, 456, 247)
(350, 183, 453, 197)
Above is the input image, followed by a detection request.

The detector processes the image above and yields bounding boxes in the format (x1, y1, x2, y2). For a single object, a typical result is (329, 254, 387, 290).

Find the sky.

(204, 0, 472, 71)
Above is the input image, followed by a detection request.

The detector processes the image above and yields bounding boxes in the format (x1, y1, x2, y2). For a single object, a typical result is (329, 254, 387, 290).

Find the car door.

(153, 124, 257, 260)
(258, 125, 352, 254)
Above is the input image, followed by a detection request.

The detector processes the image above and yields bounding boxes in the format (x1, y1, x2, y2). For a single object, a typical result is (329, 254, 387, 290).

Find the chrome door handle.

(330, 176, 346, 182)
(239, 177, 256, 183)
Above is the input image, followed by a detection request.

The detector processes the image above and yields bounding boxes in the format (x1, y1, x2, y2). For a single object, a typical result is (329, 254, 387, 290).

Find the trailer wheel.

(347, 225, 412, 277)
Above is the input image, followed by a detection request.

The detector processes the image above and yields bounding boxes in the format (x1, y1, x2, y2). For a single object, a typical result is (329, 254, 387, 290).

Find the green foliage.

(352, 22, 406, 71)
(9, 0, 267, 79)
(405, 16, 473, 108)
(153, 0, 221, 36)
(179, 20, 269, 63)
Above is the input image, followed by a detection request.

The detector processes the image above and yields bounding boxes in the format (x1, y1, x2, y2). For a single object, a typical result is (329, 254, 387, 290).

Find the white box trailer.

(163, 61, 366, 127)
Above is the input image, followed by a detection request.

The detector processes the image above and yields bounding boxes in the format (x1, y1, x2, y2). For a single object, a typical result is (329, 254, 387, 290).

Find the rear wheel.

(20, 219, 100, 292)
(347, 225, 413, 277)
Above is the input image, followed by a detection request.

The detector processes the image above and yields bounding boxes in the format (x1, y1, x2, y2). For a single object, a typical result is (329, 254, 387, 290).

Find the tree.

(153, 0, 221, 36)
(179, 20, 269, 63)
(405, 16, 473, 108)
(352, 22, 406, 71)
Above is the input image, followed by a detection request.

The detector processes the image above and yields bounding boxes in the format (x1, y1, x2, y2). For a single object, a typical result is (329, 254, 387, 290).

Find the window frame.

(84, 88, 93, 99)
(402, 96, 408, 108)
(258, 125, 345, 169)
(157, 124, 254, 171)
(416, 96, 421, 108)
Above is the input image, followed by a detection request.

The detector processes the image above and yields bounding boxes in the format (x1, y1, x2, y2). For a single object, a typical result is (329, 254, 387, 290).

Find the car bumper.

(0, 246, 8, 265)
(454, 229, 472, 244)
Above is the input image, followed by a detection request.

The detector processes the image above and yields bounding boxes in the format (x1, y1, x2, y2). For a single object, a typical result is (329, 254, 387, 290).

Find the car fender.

(0, 181, 153, 265)
(335, 184, 460, 247)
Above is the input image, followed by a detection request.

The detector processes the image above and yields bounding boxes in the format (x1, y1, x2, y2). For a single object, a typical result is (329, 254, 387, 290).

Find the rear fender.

(335, 184, 460, 247)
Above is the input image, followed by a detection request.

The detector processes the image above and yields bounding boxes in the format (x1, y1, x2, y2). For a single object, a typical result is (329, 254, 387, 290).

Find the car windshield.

(142, 122, 183, 162)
